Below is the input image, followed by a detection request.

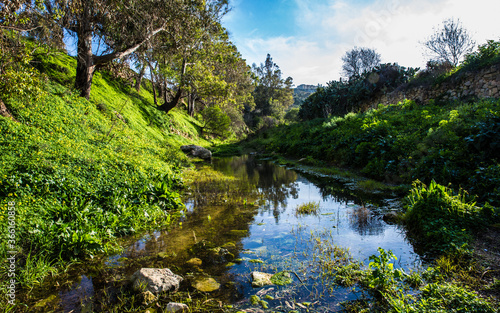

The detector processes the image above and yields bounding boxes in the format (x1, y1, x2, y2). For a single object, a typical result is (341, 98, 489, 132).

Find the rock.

(180, 145, 212, 160)
(131, 268, 183, 295)
(191, 276, 220, 292)
(251, 272, 273, 288)
(141, 291, 156, 305)
(166, 302, 189, 312)
(382, 211, 399, 224)
(186, 258, 202, 267)
(190, 241, 233, 265)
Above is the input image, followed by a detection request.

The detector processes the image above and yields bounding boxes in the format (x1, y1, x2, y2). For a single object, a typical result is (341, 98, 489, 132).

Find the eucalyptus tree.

(3, 0, 229, 99)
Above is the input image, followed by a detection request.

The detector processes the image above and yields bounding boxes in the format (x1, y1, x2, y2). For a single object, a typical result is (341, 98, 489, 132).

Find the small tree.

(342, 47, 381, 79)
(423, 18, 475, 67)
(201, 105, 231, 139)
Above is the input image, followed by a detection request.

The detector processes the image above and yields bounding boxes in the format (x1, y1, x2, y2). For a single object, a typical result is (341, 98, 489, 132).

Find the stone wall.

(363, 63, 500, 108)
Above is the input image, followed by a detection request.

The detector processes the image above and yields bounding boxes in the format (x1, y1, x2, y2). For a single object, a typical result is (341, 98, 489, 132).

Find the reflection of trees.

(255, 162, 298, 223)
(213, 156, 298, 223)
(348, 206, 384, 236)
(299, 173, 387, 207)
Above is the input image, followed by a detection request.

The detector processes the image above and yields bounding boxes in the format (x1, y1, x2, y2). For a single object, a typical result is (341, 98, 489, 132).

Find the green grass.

(295, 201, 320, 215)
(0, 47, 211, 300)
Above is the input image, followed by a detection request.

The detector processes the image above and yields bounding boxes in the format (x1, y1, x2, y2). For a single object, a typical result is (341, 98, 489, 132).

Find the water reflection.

(30, 155, 420, 313)
(213, 156, 299, 223)
(348, 205, 384, 236)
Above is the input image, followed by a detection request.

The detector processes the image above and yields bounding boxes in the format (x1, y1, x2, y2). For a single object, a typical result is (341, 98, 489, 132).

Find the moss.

(270, 271, 292, 286)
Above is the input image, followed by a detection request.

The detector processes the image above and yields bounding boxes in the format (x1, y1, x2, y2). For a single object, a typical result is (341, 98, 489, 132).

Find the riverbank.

(0, 50, 206, 311)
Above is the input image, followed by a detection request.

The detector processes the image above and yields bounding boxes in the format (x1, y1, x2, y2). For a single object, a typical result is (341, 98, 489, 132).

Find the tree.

(423, 18, 475, 67)
(342, 47, 381, 79)
(250, 54, 293, 125)
(4, 0, 229, 99)
(200, 105, 231, 138)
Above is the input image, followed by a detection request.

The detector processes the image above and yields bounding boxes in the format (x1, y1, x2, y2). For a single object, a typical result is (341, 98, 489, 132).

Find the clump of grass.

(403, 180, 484, 257)
(295, 201, 320, 216)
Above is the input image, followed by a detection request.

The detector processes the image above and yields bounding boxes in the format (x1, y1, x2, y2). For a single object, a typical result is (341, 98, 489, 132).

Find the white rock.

(131, 268, 183, 295)
(166, 302, 189, 312)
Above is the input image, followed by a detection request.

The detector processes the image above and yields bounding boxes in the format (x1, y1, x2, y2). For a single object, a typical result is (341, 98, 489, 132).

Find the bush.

(404, 180, 483, 256)
(462, 39, 500, 69)
(201, 105, 232, 139)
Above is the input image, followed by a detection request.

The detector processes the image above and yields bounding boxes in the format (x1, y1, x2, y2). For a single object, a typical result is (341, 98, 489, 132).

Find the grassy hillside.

(0, 49, 208, 293)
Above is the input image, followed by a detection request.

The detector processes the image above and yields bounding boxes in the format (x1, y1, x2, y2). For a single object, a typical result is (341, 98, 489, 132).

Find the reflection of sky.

(228, 164, 421, 302)
(241, 178, 418, 265)
(55, 156, 421, 311)
(60, 275, 94, 312)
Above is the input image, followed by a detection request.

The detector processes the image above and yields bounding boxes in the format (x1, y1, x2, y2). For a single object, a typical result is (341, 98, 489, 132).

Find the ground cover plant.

(0, 45, 209, 309)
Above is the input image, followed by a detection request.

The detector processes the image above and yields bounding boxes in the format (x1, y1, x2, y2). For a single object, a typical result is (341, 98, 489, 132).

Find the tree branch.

(93, 26, 165, 66)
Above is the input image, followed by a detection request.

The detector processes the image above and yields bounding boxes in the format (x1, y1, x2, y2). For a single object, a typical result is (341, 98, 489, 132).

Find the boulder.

(131, 268, 183, 295)
(166, 302, 189, 312)
(251, 272, 273, 288)
(180, 145, 212, 160)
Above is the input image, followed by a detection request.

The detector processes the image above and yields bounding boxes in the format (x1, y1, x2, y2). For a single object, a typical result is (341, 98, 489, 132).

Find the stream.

(28, 155, 422, 312)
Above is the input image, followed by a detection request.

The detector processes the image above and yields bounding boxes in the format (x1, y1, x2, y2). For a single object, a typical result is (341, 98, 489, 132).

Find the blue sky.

(222, 0, 500, 86)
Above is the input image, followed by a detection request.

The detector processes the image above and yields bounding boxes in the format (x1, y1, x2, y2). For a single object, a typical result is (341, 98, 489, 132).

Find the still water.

(32, 155, 421, 312)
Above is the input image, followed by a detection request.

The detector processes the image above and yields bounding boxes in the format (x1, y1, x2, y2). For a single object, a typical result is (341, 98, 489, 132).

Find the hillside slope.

(0, 50, 207, 293)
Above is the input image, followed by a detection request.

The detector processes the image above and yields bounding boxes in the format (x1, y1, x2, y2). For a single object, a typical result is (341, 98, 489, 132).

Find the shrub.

(404, 180, 483, 256)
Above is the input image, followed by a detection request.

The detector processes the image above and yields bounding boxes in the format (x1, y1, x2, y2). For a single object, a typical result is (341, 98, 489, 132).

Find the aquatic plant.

(295, 201, 320, 216)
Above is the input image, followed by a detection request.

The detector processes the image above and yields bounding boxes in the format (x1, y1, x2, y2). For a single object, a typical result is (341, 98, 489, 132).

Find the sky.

(222, 0, 500, 86)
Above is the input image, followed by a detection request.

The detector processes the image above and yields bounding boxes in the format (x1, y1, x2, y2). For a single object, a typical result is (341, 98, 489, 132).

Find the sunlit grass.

(295, 201, 320, 216)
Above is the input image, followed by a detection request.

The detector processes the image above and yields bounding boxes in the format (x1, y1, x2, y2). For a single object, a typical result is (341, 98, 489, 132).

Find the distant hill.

(293, 84, 319, 107)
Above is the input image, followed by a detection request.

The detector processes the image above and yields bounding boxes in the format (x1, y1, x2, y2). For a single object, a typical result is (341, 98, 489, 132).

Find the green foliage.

(414, 283, 496, 312)
(404, 180, 483, 256)
(245, 98, 500, 207)
(246, 54, 294, 130)
(0, 31, 47, 106)
(201, 105, 232, 139)
(463, 39, 500, 69)
(284, 107, 300, 123)
(364, 248, 406, 296)
(0, 50, 209, 292)
(299, 63, 418, 120)
(344, 248, 497, 312)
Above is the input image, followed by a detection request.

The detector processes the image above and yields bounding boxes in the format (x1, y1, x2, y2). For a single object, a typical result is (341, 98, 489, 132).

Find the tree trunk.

(0, 98, 17, 122)
(149, 64, 158, 106)
(187, 93, 197, 117)
(162, 79, 168, 105)
(158, 88, 182, 113)
(74, 5, 95, 100)
(135, 65, 146, 92)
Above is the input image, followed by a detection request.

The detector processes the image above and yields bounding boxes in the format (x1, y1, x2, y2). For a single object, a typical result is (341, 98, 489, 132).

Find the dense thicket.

(299, 63, 418, 120)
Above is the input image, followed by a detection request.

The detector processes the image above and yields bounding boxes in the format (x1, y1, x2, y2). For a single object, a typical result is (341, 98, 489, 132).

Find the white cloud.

(226, 0, 500, 86)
